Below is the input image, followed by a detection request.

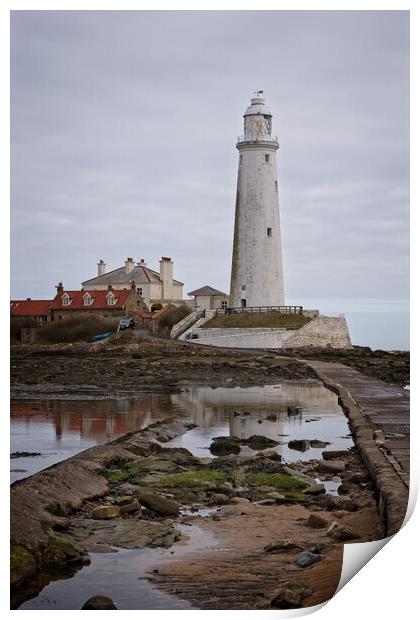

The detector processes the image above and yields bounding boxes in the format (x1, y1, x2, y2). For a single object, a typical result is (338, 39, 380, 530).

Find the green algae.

(140, 469, 229, 489)
(244, 472, 308, 491)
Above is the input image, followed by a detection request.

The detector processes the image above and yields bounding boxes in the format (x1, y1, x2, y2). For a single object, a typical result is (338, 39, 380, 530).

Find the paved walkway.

(304, 360, 410, 537)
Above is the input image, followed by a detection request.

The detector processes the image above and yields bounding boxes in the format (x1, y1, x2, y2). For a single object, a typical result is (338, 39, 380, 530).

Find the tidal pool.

(11, 381, 353, 483)
(10, 395, 178, 483)
(167, 382, 353, 461)
(18, 523, 220, 610)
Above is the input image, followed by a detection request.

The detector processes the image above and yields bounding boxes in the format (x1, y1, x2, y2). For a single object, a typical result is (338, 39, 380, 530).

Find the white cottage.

(82, 257, 184, 309)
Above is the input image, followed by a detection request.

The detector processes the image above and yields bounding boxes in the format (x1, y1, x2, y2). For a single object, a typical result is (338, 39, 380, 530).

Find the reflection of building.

(169, 383, 340, 442)
(11, 395, 173, 442)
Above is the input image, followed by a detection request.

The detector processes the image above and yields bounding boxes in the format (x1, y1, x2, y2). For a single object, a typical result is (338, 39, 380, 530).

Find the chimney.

(26, 297, 31, 301)
(125, 257, 134, 274)
(56, 282, 64, 294)
(137, 258, 147, 267)
(97, 259, 106, 276)
(159, 257, 173, 300)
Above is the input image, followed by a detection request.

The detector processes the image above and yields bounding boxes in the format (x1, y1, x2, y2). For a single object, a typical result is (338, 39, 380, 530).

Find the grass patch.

(205, 312, 311, 330)
(142, 469, 229, 489)
(245, 472, 309, 491)
(104, 469, 129, 484)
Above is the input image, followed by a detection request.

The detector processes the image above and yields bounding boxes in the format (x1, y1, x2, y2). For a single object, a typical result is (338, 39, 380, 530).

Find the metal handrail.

(237, 135, 279, 144)
(215, 305, 303, 316)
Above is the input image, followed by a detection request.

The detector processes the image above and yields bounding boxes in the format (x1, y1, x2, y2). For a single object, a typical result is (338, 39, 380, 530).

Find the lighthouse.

(229, 92, 285, 308)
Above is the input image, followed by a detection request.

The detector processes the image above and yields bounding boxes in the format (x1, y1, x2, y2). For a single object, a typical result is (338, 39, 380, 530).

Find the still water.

(10, 395, 174, 483)
(167, 383, 352, 460)
(11, 381, 352, 483)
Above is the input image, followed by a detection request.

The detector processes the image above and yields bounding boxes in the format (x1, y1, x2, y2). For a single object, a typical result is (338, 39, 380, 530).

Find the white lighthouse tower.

(229, 92, 285, 308)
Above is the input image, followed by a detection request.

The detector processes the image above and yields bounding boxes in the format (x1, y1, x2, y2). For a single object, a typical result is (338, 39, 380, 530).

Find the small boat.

(91, 331, 113, 342)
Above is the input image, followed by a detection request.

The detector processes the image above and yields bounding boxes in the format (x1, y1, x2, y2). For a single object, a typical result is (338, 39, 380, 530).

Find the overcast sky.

(11, 10, 409, 305)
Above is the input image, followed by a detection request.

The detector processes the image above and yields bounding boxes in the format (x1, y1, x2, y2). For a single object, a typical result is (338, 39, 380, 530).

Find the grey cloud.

(11, 11, 409, 303)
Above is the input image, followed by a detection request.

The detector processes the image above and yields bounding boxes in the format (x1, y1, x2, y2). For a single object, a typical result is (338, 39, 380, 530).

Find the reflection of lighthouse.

(229, 92, 285, 308)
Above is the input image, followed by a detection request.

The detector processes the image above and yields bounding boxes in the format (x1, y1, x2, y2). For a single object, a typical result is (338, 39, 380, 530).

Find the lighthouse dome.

(244, 96, 272, 117)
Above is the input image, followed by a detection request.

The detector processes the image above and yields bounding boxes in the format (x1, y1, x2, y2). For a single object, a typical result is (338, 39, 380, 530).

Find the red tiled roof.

(11, 300, 51, 317)
(136, 306, 170, 319)
(50, 289, 131, 310)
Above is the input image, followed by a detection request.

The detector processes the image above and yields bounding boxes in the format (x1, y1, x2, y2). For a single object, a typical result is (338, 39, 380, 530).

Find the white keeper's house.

(82, 257, 184, 309)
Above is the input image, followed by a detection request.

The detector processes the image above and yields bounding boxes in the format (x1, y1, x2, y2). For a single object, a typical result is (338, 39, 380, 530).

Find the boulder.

(242, 435, 280, 450)
(337, 481, 354, 495)
(264, 539, 303, 553)
(271, 579, 313, 609)
(256, 449, 283, 461)
(266, 414, 278, 422)
(120, 499, 141, 515)
(327, 523, 360, 542)
(82, 595, 117, 610)
(295, 551, 324, 568)
(318, 461, 345, 474)
(91, 505, 120, 520)
(207, 493, 230, 506)
(228, 497, 250, 505)
(288, 439, 310, 452)
(302, 484, 326, 496)
(116, 496, 135, 506)
(322, 450, 349, 460)
(209, 436, 241, 456)
(310, 440, 329, 449)
(306, 513, 330, 529)
(266, 492, 286, 500)
(281, 465, 313, 485)
(138, 492, 180, 516)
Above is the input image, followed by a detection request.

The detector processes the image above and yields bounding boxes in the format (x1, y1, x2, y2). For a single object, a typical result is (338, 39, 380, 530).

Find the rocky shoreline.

(10, 339, 409, 609)
(11, 412, 379, 609)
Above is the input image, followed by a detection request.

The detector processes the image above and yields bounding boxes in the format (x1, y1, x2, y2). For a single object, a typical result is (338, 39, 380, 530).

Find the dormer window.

(62, 293, 70, 306)
(83, 293, 93, 306)
(106, 292, 116, 305)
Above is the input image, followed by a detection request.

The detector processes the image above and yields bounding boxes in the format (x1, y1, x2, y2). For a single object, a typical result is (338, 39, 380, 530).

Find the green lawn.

(204, 312, 311, 330)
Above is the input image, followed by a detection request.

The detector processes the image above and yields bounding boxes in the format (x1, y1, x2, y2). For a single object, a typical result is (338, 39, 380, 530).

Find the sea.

(291, 298, 410, 351)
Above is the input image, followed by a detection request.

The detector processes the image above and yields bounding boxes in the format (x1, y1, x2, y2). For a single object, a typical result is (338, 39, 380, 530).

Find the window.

(107, 293, 116, 305)
(265, 154, 270, 163)
(239, 155, 243, 163)
(267, 227, 272, 237)
(264, 115, 272, 134)
(241, 284, 246, 291)
(221, 300, 228, 309)
(62, 294, 70, 306)
(83, 294, 93, 305)
(275, 181, 278, 190)
(137, 287, 143, 295)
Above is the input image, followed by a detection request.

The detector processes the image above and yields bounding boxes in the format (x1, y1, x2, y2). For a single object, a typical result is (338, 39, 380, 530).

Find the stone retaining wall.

(282, 316, 352, 349)
(188, 316, 352, 349)
(305, 360, 409, 537)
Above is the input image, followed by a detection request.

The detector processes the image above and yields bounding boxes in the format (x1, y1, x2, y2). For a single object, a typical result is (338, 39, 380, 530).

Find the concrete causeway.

(305, 360, 409, 537)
